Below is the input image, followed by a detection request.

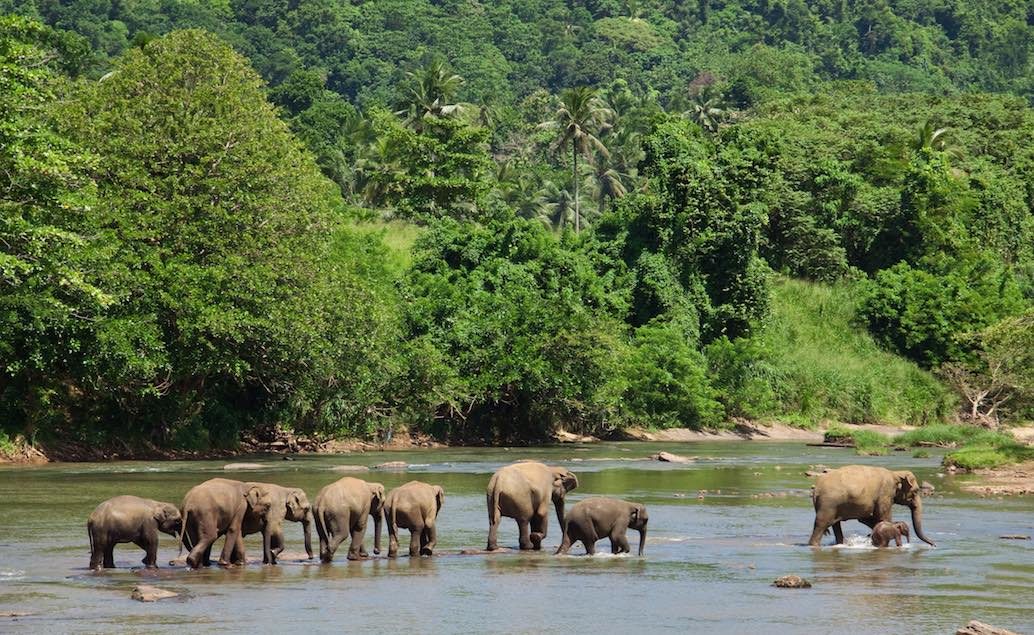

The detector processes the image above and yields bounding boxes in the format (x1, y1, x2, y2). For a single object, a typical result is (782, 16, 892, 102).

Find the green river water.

(0, 442, 1031, 634)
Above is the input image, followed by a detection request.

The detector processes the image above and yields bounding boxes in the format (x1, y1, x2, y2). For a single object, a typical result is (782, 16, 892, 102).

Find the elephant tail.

(177, 508, 192, 556)
(314, 507, 330, 544)
(487, 487, 501, 526)
(87, 519, 94, 556)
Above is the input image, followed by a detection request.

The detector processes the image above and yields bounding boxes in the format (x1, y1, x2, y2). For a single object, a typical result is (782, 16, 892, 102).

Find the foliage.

(823, 425, 891, 456)
(944, 441, 1034, 470)
(402, 217, 631, 440)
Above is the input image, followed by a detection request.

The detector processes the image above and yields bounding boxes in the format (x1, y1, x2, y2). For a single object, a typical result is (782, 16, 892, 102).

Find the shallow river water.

(0, 442, 1031, 634)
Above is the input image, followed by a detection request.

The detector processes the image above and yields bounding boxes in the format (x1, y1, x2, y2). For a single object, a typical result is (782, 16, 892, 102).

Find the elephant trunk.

(373, 510, 383, 555)
(553, 497, 565, 533)
(302, 514, 313, 560)
(637, 522, 647, 557)
(910, 497, 935, 547)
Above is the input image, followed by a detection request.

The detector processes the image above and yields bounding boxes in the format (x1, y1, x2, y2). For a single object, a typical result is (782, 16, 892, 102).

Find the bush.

(623, 321, 725, 430)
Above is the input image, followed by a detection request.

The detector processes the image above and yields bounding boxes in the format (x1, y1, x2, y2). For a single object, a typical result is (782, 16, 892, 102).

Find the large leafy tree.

(56, 29, 390, 442)
(540, 87, 612, 233)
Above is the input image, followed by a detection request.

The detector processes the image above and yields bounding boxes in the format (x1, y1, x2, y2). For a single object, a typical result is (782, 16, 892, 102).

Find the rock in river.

(956, 620, 1021, 635)
(772, 575, 812, 589)
(131, 585, 178, 602)
(331, 465, 370, 473)
(222, 463, 264, 471)
(652, 452, 694, 463)
(374, 461, 408, 470)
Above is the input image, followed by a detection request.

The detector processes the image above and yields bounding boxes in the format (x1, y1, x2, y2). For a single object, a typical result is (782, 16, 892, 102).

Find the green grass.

(896, 424, 1012, 448)
(944, 442, 1034, 470)
(758, 277, 955, 426)
(350, 220, 424, 273)
(824, 424, 891, 455)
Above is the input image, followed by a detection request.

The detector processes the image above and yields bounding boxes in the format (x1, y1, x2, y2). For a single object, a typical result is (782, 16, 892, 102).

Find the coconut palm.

(539, 87, 613, 233)
(682, 88, 724, 135)
(396, 58, 466, 132)
(914, 120, 950, 152)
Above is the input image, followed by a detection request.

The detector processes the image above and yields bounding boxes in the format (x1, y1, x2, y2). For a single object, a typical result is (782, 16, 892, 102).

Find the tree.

(395, 57, 466, 133)
(539, 87, 613, 233)
(56, 30, 393, 443)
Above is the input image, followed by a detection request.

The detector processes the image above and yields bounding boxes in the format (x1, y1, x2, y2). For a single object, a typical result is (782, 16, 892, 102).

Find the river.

(0, 442, 1031, 634)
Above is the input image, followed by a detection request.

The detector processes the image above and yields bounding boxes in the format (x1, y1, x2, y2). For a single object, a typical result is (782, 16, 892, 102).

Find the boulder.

(131, 585, 178, 602)
(222, 463, 264, 471)
(331, 465, 370, 473)
(374, 461, 408, 470)
(652, 451, 694, 463)
(956, 620, 1020, 635)
(772, 575, 811, 589)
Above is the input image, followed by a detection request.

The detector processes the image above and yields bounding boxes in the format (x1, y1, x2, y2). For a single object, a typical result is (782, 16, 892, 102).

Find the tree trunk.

(572, 146, 579, 234)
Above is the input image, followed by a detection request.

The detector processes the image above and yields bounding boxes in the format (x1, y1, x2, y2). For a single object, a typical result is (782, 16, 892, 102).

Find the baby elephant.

(555, 497, 648, 556)
(88, 495, 182, 569)
(871, 520, 911, 547)
(383, 481, 444, 557)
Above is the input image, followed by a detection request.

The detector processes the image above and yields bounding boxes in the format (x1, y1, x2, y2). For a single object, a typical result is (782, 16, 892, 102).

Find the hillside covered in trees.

(3, 1, 1034, 453)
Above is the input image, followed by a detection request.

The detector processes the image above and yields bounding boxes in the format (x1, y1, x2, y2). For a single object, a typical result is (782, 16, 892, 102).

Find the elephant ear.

(552, 468, 578, 495)
(245, 485, 268, 513)
(894, 471, 920, 503)
(434, 486, 445, 512)
(287, 491, 304, 518)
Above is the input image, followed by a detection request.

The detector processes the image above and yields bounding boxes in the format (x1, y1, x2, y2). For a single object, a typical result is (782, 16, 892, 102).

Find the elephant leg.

(325, 516, 350, 563)
(610, 532, 630, 555)
(387, 516, 400, 559)
(517, 517, 534, 550)
(421, 521, 436, 556)
(187, 527, 217, 569)
(583, 539, 596, 556)
(408, 525, 423, 558)
(347, 518, 367, 561)
(554, 530, 573, 555)
(486, 516, 500, 551)
(529, 512, 547, 551)
(832, 522, 845, 545)
(89, 538, 106, 570)
(134, 534, 159, 568)
(103, 542, 116, 569)
(808, 514, 831, 547)
(217, 526, 242, 566)
(272, 531, 285, 558)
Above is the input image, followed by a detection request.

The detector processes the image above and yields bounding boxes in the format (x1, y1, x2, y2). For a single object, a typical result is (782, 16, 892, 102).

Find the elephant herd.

(86, 461, 934, 571)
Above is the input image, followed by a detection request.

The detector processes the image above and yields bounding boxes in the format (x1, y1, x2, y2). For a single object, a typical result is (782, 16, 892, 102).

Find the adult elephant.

(179, 478, 273, 568)
(486, 461, 578, 551)
(87, 496, 182, 569)
(312, 477, 385, 562)
(240, 483, 314, 564)
(383, 481, 445, 558)
(808, 465, 935, 547)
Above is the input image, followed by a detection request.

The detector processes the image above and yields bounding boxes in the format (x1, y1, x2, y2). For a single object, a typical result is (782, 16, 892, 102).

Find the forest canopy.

(2, 1, 1034, 452)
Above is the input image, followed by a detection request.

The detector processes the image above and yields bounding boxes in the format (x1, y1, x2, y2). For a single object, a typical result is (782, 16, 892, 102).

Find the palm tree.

(396, 58, 466, 132)
(539, 181, 585, 231)
(539, 87, 613, 233)
(682, 87, 724, 135)
(914, 120, 949, 152)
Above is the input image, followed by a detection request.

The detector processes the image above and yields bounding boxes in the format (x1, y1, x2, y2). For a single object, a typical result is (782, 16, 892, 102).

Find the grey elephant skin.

(871, 520, 911, 547)
(383, 481, 444, 557)
(809, 465, 935, 546)
(241, 482, 314, 564)
(313, 477, 385, 562)
(88, 495, 182, 570)
(556, 497, 648, 556)
(179, 478, 273, 568)
(486, 461, 578, 551)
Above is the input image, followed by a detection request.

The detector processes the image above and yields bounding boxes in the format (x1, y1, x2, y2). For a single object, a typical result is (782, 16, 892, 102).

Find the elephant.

(871, 520, 911, 547)
(808, 465, 935, 547)
(87, 496, 182, 570)
(486, 461, 578, 551)
(178, 478, 273, 568)
(383, 481, 445, 558)
(555, 497, 648, 556)
(312, 477, 385, 562)
(240, 483, 314, 564)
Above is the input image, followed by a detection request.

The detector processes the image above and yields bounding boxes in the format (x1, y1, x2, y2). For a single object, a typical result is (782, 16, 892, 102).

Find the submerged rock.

(652, 452, 694, 463)
(222, 463, 264, 470)
(374, 461, 408, 470)
(331, 465, 370, 473)
(998, 534, 1031, 540)
(956, 620, 1020, 635)
(772, 575, 811, 589)
(131, 585, 178, 602)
